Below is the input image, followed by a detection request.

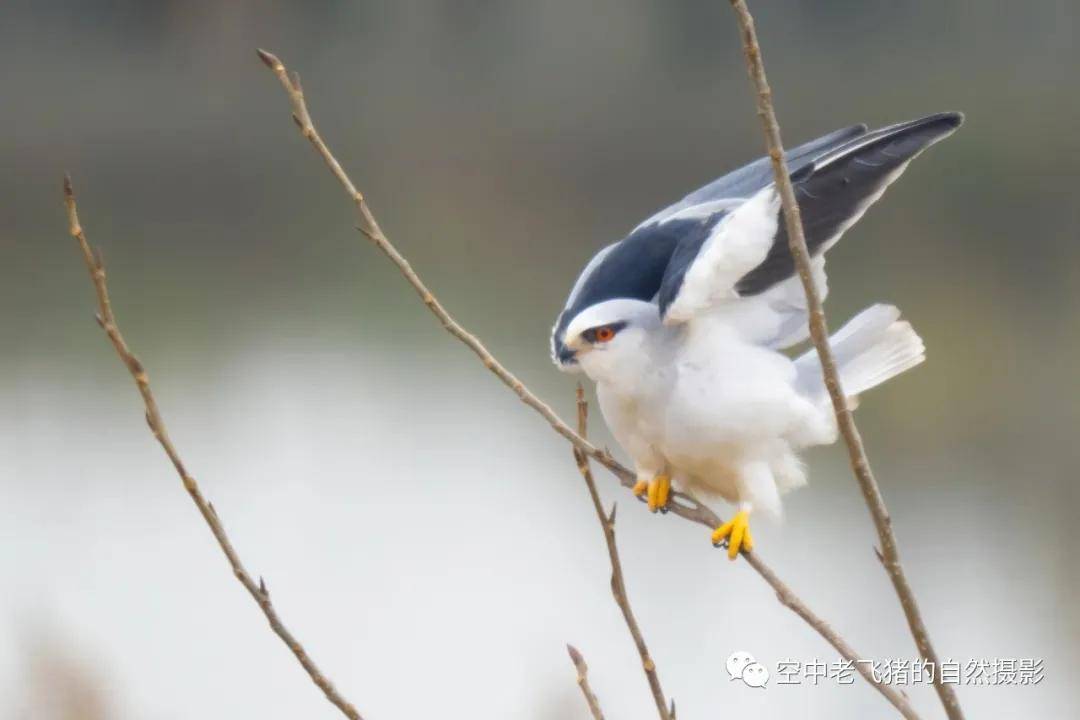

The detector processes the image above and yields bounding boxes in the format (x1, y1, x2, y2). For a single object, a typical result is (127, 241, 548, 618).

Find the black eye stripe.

(583, 321, 629, 343)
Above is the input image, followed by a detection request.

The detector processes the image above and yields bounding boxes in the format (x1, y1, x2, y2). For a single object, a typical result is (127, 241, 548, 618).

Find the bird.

(550, 112, 963, 559)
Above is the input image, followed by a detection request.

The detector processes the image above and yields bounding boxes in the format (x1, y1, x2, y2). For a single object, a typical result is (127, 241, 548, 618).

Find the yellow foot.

(711, 510, 754, 560)
(648, 475, 671, 513)
(633, 475, 671, 513)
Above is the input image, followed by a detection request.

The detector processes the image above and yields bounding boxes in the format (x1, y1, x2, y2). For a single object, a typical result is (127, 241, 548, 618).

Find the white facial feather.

(563, 298, 660, 347)
(563, 299, 662, 385)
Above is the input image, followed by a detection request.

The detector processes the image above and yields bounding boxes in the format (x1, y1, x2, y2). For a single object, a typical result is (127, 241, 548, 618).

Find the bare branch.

(566, 644, 606, 720)
(725, 2, 964, 719)
(256, 48, 921, 715)
(62, 175, 364, 720)
(254, 48, 626, 483)
(574, 387, 669, 720)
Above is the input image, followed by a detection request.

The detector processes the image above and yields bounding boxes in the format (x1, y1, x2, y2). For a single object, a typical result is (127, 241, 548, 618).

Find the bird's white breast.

(592, 317, 821, 509)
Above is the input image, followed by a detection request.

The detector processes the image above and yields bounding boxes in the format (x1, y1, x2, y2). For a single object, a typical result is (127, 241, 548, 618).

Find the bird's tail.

(794, 304, 925, 407)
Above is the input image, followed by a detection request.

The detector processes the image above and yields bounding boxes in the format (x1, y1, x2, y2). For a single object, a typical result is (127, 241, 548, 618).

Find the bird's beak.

(557, 344, 578, 366)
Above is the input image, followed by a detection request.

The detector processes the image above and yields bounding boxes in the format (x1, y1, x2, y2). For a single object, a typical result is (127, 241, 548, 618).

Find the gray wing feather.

(735, 112, 963, 295)
(638, 124, 868, 228)
(551, 114, 962, 364)
(559, 123, 872, 340)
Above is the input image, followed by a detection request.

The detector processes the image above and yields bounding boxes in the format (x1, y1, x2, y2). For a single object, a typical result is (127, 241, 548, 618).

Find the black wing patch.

(552, 114, 961, 363)
(552, 219, 692, 361)
(555, 123, 872, 350)
(735, 112, 963, 296)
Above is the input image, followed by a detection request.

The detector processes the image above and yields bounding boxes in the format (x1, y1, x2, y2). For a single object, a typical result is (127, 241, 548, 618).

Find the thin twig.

(566, 644, 606, 720)
(725, 2, 964, 720)
(256, 48, 917, 715)
(62, 176, 364, 720)
(574, 386, 670, 720)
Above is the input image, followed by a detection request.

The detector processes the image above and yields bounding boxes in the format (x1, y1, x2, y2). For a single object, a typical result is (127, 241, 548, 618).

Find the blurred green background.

(2, 1, 1078, 718)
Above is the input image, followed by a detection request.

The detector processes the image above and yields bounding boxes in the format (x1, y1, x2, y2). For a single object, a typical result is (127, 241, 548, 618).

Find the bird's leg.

(711, 503, 755, 560)
(632, 472, 671, 513)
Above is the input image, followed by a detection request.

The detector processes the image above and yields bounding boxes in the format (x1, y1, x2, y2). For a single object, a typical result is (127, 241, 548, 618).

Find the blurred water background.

(2, 1, 1078, 718)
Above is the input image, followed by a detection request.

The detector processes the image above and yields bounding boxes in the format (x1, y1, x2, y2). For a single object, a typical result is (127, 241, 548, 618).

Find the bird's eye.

(594, 326, 616, 343)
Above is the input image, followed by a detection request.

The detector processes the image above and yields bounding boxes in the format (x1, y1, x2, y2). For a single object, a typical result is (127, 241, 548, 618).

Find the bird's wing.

(551, 207, 735, 365)
(551, 123, 873, 364)
(635, 123, 869, 229)
(551, 113, 962, 361)
(657, 112, 963, 345)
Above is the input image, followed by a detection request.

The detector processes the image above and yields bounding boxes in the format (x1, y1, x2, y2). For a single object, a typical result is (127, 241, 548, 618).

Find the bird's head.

(553, 299, 661, 379)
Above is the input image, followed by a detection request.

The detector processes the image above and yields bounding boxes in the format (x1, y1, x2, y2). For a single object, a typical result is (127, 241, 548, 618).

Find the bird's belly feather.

(596, 331, 819, 510)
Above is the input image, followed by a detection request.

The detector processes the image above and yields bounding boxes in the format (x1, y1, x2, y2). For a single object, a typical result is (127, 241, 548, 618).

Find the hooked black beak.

(557, 343, 578, 366)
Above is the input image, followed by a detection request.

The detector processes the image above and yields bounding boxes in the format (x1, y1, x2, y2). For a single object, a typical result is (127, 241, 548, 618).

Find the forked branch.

(725, 2, 965, 719)
(256, 48, 918, 717)
(62, 177, 364, 720)
(574, 387, 670, 720)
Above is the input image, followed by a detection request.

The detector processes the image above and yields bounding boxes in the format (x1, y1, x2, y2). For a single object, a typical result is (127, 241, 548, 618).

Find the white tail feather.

(795, 304, 925, 403)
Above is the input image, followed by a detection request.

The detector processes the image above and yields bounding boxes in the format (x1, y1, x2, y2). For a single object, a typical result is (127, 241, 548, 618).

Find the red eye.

(595, 326, 616, 343)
